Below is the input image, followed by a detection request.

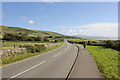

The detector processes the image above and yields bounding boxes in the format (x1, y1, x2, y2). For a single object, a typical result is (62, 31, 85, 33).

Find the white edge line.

(2, 50, 49, 68)
(9, 61, 46, 79)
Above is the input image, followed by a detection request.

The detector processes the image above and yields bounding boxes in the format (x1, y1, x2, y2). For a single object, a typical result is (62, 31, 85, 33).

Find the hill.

(0, 26, 69, 42)
(1, 26, 66, 38)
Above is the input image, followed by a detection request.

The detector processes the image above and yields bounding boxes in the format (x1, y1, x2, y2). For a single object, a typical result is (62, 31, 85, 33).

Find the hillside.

(1, 26, 66, 38)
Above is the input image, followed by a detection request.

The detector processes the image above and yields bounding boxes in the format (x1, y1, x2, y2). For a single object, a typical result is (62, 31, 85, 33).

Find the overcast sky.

(2, 2, 118, 37)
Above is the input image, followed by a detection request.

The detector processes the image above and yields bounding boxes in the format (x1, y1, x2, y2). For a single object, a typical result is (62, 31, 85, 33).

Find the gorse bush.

(21, 45, 46, 53)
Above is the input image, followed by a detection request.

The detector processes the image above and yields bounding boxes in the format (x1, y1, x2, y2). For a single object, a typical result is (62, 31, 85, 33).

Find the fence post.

(14, 43, 15, 48)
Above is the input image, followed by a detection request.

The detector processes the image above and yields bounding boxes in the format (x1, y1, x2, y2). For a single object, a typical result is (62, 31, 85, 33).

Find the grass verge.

(1, 42, 63, 66)
(86, 45, 119, 79)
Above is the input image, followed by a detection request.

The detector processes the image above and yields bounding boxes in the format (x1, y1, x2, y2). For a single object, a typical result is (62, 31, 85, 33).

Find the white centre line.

(53, 52, 62, 58)
(8, 61, 46, 80)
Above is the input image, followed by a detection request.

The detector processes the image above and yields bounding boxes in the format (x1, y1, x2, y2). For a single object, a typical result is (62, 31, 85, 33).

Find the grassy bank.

(2, 42, 63, 66)
(87, 45, 119, 79)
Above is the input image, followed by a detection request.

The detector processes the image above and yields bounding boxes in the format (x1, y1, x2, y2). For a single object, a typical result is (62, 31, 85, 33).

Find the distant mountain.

(1, 26, 66, 38)
(73, 35, 118, 40)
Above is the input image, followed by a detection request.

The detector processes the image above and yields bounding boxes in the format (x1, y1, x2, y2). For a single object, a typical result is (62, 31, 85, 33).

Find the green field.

(1, 41, 50, 50)
(87, 46, 119, 79)
(68, 38, 101, 42)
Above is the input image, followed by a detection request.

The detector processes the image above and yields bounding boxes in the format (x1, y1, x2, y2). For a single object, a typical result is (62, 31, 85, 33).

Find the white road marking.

(53, 52, 62, 57)
(64, 45, 70, 51)
(8, 61, 46, 79)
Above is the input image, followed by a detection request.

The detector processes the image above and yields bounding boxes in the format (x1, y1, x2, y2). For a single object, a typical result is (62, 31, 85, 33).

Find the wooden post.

(14, 43, 15, 48)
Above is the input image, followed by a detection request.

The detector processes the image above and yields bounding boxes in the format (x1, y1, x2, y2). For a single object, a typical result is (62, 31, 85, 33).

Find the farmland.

(1, 41, 51, 50)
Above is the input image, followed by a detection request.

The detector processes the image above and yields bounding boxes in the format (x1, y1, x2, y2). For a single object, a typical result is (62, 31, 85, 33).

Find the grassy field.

(68, 38, 119, 51)
(1, 42, 63, 66)
(1, 41, 50, 50)
(87, 45, 119, 79)
(68, 38, 101, 42)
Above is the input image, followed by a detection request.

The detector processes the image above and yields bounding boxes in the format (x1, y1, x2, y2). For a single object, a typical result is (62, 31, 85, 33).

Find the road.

(2, 40, 78, 79)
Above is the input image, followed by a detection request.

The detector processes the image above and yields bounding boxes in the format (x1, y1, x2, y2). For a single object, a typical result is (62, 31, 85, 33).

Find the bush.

(21, 45, 46, 53)
(53, 39, 64, 43)
(34, 45, 46, 52)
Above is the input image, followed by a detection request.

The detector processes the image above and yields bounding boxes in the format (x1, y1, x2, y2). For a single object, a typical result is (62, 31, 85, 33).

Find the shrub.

(21, 45, 46, 53)
(34, 45, 46, 52)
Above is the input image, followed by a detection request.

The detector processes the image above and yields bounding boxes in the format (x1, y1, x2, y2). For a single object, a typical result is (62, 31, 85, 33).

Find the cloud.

(20, 16, 34, 24)
(61, 23, 118, 37)
(27, 20, 34, 24)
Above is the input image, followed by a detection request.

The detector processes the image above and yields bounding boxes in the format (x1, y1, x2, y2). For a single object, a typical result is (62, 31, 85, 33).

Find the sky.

(2, 2, 118, 37)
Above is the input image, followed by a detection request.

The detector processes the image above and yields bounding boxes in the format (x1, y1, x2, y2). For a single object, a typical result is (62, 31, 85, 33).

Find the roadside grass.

(86, 45, 119, 79)
(1, 42, 63, 66)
